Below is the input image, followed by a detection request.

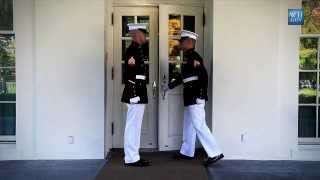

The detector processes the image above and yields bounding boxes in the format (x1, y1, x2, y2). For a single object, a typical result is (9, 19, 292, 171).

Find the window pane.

(169, 39, 182, 82)
(319, 107, 320, 138)
(299, 38, 318, 70)
(0, 34, 15, 67)
(183, 16, 195, 32)
(137, 16, 150, 36)
(169, 62, 182, 84)
(137, 16, 149, 24)
(169, 15, 181, 36)
(169, 39, 180, 57)
(0, 103, 15, 136)
(302, 1, 320, 34)
(299, 72, 317, 104)
(0, 68, 15, 101)
(122, 16, 134, 37)
(299, 106, 316, 137)
(0, 0, 13, 30)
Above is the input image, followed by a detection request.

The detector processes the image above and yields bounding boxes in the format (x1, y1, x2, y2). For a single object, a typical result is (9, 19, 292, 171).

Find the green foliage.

(0, 35, 15, 67)
(299, 88, 317, 103)
(300, 38, 318, 70)
(302, 0, 320, 34)
(0, 35, 15, 100)
(300, 48, 318, 69)
(300, 37, 318, 49)
(299, 71, 317, 104)
(299, 88, 317, 97)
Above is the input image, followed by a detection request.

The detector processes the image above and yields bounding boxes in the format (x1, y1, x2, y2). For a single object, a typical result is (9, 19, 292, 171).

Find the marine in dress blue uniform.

(169, 30, 224, 166)
(121, 23, 150, 167)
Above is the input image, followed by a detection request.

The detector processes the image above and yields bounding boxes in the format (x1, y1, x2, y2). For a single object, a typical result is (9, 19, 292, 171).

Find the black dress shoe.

(173, 152, 194, 160)
(124, 159, 151, 167)
(203, 154, 224, 166)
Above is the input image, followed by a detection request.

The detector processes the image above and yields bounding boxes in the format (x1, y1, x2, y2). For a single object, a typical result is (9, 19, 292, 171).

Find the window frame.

(299, 34, 320, 145)
(0, 0, 16, 143)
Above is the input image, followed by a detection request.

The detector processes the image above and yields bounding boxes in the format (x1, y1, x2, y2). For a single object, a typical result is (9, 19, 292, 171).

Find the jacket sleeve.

(195, 56, 208, 99)
(168, 75, 183, 89)
(190, 52, 208, 99)
(124, 46, 137, 84)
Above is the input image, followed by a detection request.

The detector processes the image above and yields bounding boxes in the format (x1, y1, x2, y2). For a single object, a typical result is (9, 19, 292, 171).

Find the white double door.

(112, 5, 203, 151)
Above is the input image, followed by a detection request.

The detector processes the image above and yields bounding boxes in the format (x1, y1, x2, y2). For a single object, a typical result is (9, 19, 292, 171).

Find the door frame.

(104, 3, 210, 156)
(111, 6, 159, 149)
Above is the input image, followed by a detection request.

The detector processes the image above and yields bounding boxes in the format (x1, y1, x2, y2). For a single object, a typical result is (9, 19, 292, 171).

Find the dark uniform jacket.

(121, 41, 148, 104)
(169, 48, 208, 106)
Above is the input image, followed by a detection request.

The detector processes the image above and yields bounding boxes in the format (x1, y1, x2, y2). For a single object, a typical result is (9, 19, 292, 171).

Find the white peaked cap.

(127, 23, 148, 31)
(180, 30, 198, 40)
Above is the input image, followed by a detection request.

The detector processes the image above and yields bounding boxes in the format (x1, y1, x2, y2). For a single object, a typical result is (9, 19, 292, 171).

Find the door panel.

(159, 5, 204, 151)
(113, 7, 159, 149)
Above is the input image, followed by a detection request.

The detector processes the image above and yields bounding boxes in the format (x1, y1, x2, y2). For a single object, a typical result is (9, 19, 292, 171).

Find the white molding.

(0, 136, 16, 142)
(104, 0, 114, 156)
(0, 31, 14, 34)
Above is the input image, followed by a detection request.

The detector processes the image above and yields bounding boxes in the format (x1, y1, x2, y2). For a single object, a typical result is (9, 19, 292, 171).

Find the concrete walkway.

(206, 160, 320, 180)
(1, 154, 320, 180)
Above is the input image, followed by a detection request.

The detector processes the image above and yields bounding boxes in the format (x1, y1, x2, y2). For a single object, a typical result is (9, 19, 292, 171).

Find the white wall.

(2, 0, 320, 161)
(15, 0, 36, 160)
(213, 0, 280, 160)
(34, 0, 105, 159)
(113, 0, 204, 6)
(105, 0, 113, 157)
(213, 0, 320, 160)
(0, 0, 105, 160)
(204, 0, 214, 128)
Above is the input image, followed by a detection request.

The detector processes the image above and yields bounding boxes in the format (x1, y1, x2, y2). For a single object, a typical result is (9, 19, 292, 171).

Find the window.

(298, 37, 320, 144)
(0, 0, 16, 143)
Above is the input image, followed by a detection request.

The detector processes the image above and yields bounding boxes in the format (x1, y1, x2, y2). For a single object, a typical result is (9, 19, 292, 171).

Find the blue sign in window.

(288, 9, 304, 25)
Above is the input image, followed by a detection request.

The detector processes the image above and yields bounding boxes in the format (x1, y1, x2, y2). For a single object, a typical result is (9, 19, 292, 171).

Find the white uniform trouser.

(124, 104, 145, 163)
(180, 103, 222, 158)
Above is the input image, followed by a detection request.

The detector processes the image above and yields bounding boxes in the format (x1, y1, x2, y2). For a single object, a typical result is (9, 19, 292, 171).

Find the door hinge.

(111, 122, 114, 135)
(111, 66, 114, 80)
(203, 12, 206, 27)
(111, 12, 114, 26)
